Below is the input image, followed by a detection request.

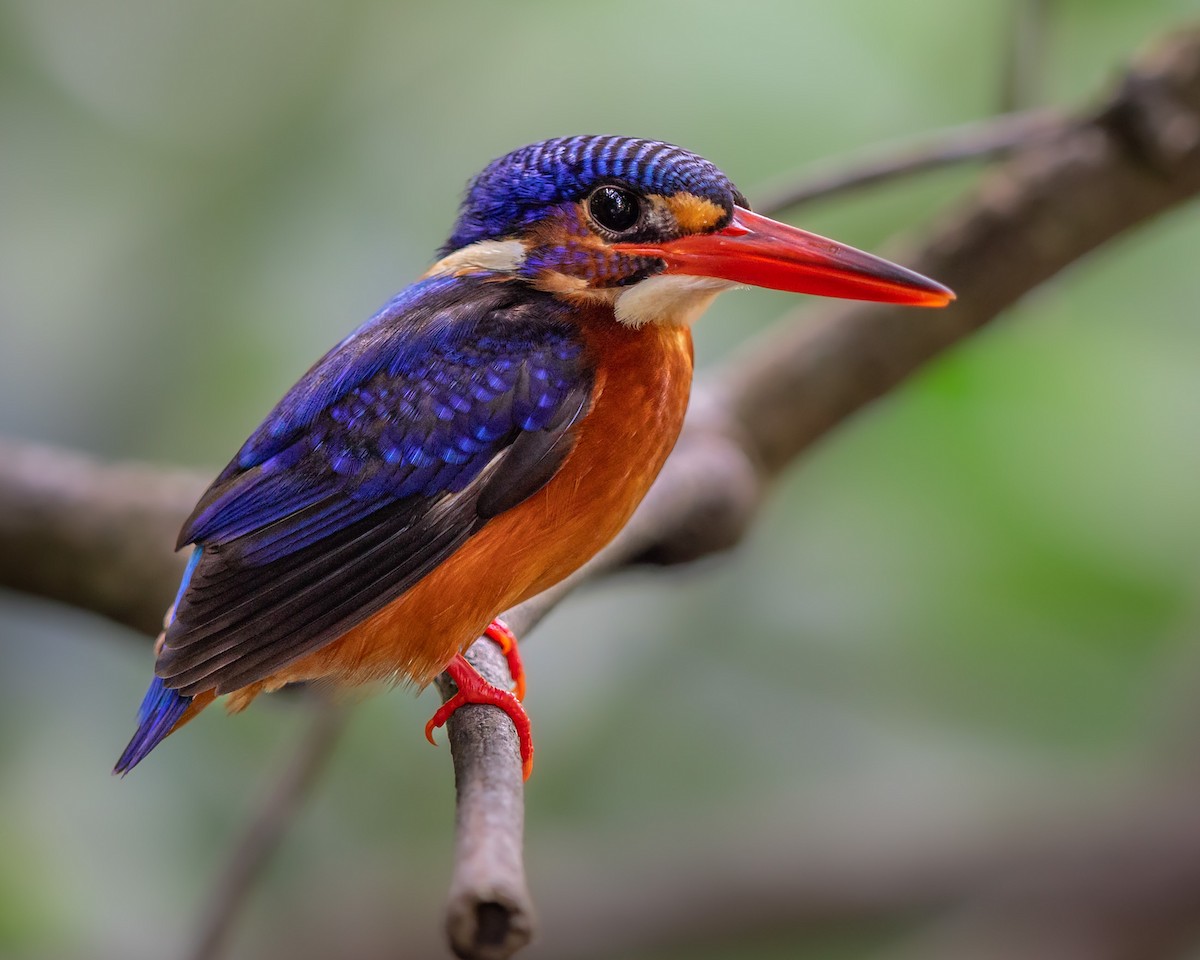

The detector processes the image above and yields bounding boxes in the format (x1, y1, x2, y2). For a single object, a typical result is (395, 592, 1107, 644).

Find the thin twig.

(183, 699, 349, 960)
(753, 108, 1060, 217)
(1000, 0, 1052, 112)
(437, 641, 534, 960)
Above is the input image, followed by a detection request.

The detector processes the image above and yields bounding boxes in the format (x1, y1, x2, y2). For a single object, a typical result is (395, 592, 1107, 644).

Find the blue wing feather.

(230, 274, 465, 473)
(114, 546, 204, 773)
(155, 275, 595, 696)
(180, 274, 585, 554)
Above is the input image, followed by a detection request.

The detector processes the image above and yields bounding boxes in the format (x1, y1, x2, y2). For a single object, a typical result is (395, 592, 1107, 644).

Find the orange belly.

(229, 313, 694, 706)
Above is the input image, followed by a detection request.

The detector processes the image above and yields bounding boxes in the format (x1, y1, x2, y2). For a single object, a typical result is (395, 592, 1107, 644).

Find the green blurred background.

(2, 1, 1200, 958)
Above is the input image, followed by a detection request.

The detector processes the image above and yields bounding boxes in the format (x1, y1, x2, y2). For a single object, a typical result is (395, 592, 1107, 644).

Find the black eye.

(587, 186, 641, 233)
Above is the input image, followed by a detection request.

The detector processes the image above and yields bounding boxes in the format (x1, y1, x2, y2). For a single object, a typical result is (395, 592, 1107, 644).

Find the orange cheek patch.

(662, 193, 727, 234)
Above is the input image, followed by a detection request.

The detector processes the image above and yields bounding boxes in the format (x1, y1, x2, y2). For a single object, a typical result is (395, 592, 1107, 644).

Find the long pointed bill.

(614, 207, 955, 307)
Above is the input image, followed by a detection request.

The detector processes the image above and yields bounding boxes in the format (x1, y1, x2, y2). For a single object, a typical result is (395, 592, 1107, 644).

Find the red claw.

(424, 629, 534, 779)
(484, 618, 526, 702)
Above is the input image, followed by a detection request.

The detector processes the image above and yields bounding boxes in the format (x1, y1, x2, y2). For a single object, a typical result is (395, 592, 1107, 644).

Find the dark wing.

(155, 275, 593, 696)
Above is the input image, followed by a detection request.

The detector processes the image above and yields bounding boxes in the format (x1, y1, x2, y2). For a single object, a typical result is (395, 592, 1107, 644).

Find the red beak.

(614, 207, 955, 308)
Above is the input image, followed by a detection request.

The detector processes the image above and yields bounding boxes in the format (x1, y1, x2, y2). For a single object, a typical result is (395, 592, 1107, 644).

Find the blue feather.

(234, 273, 466, 473)
(178, 277, 585, 562)
(170, 546, 204, 619)
(113, 677, 191, 775)
(442, 135, 748, 253)
(113, 547, 203, 774)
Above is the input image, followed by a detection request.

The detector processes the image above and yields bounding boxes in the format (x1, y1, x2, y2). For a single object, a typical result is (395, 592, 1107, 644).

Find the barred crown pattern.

(442, 136, 747, 254)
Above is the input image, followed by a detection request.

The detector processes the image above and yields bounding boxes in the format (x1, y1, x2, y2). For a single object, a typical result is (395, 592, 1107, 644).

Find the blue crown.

(442, 135, 747, 254)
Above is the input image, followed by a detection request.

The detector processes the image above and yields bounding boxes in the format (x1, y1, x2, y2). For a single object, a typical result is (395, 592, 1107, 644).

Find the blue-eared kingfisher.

(116, 135, 954, 779)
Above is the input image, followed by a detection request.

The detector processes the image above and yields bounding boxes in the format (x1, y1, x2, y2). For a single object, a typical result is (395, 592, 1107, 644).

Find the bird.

(115, 135, 954, 779)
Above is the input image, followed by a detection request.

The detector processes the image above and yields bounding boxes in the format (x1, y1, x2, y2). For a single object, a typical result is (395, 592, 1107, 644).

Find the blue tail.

(115, 546, 202, 775)
(114, 676, 191, 775)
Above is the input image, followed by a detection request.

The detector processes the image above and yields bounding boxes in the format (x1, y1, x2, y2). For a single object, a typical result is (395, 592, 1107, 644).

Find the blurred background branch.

(184, 700, 348, 960)
(751, 108, 1060, 218)
(2, 5, 1200, 960)
(1000, 0, 1052, 112)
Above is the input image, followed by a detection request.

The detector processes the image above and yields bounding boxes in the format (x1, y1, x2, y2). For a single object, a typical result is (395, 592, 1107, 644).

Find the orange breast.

(254, 310, 695, 696)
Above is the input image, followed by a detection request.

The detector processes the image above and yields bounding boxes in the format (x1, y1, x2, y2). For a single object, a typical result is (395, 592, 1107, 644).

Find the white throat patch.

(614, 274, 736, 328)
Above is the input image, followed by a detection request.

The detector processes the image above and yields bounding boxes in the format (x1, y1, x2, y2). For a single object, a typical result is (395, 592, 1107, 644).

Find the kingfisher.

(115, 135, 953, 779)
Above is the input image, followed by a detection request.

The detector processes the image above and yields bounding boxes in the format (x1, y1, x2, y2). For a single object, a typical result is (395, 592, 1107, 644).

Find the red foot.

(484, 618, 526, 702)
(425, 648, 534, 780)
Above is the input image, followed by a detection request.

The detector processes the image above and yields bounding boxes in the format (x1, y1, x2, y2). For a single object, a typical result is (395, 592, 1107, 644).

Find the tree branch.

(0, 440, 203, 637)
(720, 28, 1200, 477)
(437, 641, 535, 960)
(752, 107, 1061, 217)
